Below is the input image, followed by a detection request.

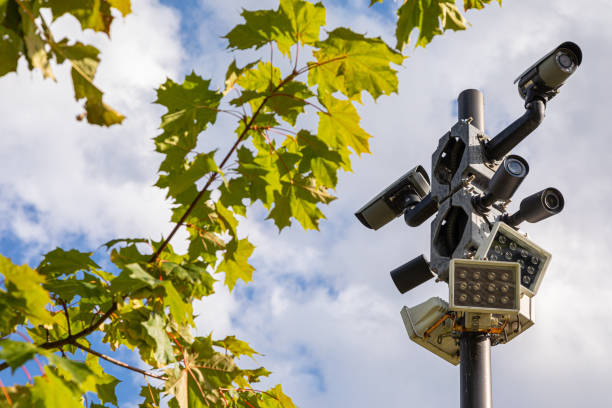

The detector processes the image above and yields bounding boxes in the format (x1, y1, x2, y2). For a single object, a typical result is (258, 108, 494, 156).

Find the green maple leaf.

(54, 39, 124, 125)
(46, 0, 128, 35)
(18, 7, 54, 80)
(48, 354, 99, 392)
(108, 0, 131, 16)
(217, 238, 255, 291)
(317, 95, 371, 155)
(110, 263, 158, 295)
(280, 0, 326, 47)
(395, 0, 467, 50)
(213, 335, 260, 358)
(295, 130, 343, 188)
(31, 370, 83, 408)
(310, 27, 404, 101)
(464, 0, 502, 11)
(224, 7, 293, 55)
(0, 255, 53, 326)
(260, 385, 298, 408)
(267, 80, 314, 126)
(84, 354, 121, 406)
(224, 59, 259, 95)
(156, 151, 219, 199)
(0, 340, 39, 372)
(162, 281, 193, 326)
(142, 313, 175, 366)
(155, 73, 222, 170)
(37, 247, 100, 278)
(0, 26, 22, 76)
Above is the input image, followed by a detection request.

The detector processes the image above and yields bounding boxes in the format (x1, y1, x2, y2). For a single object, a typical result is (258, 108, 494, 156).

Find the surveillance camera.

(355, 165, 430, 230)
(514, 41, 582, 102)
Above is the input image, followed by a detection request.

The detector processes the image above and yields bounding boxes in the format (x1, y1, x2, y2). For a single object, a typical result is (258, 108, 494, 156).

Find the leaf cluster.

(0, 0, 130, 125)
(370, 0, 502, 50)
(0, 0, 406, 406)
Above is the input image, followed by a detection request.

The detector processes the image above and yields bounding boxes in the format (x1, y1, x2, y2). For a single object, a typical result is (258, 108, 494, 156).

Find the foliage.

(0, 0, 503, 406)
(0, 0, 128, 126)
(370, 0, 502, 50)
(0, 0, 406, 406)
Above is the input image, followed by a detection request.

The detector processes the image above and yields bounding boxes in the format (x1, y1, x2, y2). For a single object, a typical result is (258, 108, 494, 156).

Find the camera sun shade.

(475, 221, 551, 297)
(449, 259, 521, 315)
(400, 297, 459, 365)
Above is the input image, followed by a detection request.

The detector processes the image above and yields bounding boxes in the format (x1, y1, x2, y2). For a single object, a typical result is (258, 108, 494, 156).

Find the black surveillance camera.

(514, 41, 582, 102)
(355, 165, 430, 230)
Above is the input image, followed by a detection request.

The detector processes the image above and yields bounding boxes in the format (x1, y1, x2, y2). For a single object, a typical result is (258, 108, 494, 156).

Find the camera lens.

(505, 157, 527, 176)
(543, 190, 560, 210)
(556, 51, 575, 72)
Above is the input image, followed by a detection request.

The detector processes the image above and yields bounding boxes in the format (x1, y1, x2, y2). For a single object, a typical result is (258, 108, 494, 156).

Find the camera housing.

(514, 41, 582, 102)
(355, 165, 430, 230)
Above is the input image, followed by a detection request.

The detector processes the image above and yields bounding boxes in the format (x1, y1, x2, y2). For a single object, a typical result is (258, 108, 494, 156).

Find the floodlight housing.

(400, 297, 459, 365)
(449, 259, 521, 315)
(476, 221, 551, 297)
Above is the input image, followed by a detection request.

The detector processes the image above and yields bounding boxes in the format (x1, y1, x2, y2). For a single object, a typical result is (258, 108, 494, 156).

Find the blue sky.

(2, 0, 612, 407)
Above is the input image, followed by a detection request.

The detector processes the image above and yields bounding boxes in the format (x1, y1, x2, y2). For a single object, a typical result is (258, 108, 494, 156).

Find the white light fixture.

(476, 221, 551, 297)
(449, 258, 521, 315)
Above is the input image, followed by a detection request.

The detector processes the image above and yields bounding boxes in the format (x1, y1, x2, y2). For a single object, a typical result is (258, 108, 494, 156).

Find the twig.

(144, 375, 159, 407)
(0, 302, 117, 372)
(60, 300, 72, 337)
(74, 342, 167, 380)
(297, 55, 348, 75)
(0, 377, 12, 407)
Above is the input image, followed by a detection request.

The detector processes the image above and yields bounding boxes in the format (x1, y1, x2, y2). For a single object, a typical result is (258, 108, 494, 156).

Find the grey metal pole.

(457, 89, 492, 408)
(460, 333, 492, 408)
(458, 89, 485, 132)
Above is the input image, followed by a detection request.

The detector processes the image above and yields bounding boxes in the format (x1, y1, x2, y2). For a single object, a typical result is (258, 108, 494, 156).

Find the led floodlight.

(476, 221, 551, 297)
(449, 259, 521, 315)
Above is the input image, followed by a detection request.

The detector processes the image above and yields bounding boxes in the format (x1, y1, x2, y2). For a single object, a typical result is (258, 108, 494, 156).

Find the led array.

(476, 221, 551, 297)
(449, 259, 521, 315)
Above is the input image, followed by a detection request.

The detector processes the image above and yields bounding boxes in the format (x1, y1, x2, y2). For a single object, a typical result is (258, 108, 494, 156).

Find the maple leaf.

(395, 0, 467, 50)
(217, 238, 255, 291)
(310, 27, 404, 101)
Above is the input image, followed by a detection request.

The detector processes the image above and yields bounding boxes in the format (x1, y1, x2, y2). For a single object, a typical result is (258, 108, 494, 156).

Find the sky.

(1, 0, 611, 407)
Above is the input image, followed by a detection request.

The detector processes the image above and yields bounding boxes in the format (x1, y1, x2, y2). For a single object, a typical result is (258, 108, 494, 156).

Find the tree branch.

(60, 300, 72, 337)
(74, 342, 167, 381)
(41, 302, 117, 350)
(149, 70, 301, 263)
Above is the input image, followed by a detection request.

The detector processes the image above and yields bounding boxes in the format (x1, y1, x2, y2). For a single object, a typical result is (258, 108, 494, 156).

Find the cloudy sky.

(1, 0, 611, 407)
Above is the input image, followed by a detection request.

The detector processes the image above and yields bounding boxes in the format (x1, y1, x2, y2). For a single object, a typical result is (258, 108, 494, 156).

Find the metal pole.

(457, 89, 492, 408)
(460, 333, 492, 408)
(458, 89, 485, 132)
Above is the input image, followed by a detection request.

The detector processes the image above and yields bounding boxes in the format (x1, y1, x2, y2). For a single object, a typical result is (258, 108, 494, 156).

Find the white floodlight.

(476, 221, 551, 297)
(400, 297, 459, 365)
(449, 259, 521, 316)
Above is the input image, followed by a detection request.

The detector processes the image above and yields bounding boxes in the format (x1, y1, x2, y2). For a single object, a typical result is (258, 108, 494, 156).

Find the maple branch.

(0, 377, 11, 406)
(297, 55, 348, 75)
(150, 71, 301, 262)
(42, 302, 117, 350)
(144, 376, 160, 408)
(74, 342, 167, 380)
(0, 302, 118, 373)
(60, 300, 72, 337)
